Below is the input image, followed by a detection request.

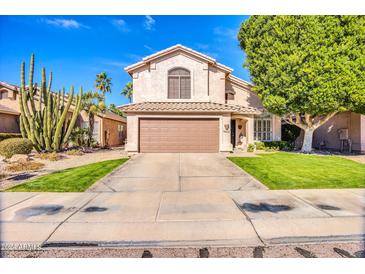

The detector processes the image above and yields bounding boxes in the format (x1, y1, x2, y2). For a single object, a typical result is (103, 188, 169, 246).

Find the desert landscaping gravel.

(1, 242, 364, 258)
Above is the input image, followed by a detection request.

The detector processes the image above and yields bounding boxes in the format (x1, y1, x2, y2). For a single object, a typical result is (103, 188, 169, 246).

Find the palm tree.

(78, 72, 112, 147)
(82, 91, 106, 147)
(121, 82, 133, 103)
(95, 72, 112, 98)
(108, 103, 125, 117)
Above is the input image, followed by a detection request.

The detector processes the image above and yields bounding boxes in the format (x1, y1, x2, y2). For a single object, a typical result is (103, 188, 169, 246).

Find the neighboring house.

(295, 111, 365, 153)
(119, 44, 282, 153)
(0, 81, 126, 147)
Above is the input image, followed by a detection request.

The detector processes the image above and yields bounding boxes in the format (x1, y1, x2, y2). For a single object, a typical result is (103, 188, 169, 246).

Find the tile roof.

(98, 110, 126, 123)
(118, 102, 261, 114)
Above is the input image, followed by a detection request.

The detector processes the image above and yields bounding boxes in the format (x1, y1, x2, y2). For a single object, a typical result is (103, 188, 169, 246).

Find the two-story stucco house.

(119, 44, 282, 153)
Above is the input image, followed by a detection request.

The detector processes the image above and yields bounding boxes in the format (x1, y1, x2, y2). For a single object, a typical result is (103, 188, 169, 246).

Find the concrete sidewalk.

(1, 189, 364, 249)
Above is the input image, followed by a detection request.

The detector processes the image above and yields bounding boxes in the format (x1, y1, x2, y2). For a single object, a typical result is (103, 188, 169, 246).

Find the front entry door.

(230, 120, 236, 148)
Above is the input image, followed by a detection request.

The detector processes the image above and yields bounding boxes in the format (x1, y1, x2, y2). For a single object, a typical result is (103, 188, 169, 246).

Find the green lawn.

(228, 152, 365, 189)
(6, 158, 128, 192)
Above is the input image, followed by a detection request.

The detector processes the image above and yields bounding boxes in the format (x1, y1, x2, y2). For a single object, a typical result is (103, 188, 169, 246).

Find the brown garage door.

(139, 118, 219, 153)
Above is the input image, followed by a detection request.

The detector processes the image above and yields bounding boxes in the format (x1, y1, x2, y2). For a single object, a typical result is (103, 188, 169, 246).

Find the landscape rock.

(8, 154, 30, 163)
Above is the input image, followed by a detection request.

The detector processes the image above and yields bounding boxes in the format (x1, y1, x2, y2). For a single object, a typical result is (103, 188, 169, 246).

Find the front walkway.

(1, 188, 364, 249)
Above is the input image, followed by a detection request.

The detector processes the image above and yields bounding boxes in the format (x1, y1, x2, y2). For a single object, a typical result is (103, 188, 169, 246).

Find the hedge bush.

(0, 133, 22, 142)
(247, 143, 255, 152)
(253, 141, 293, 151)
(264, 141, 293, 151)
(0, 138, 33, 158)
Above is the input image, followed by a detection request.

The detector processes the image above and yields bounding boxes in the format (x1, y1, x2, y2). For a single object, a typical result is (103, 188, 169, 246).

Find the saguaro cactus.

(19, 54, 83, 152)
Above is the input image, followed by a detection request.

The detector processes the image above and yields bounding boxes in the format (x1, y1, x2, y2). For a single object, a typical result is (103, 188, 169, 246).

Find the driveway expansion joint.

(40, 193, 100, 248)
(231, 199, 265, 246)
(0, 193, 40, 212)
(286, 190, 334, 217)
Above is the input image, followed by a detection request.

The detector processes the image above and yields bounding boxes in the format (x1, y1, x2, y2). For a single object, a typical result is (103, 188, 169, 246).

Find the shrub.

(263, 141, 293, 151)
(34, 152, 60, 161)
(65, 149, 84, 156)
(0, 138, 33, 158)
(247, 143, 255, 152)
(254, 141, 265, 150)
(5, 161, 44, 172)
(264, 146, 279, 152)
(70, 127, 93, 148)
(0, 133, 22, 142)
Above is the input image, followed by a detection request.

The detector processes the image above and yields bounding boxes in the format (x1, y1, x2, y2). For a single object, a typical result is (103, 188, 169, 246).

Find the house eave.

(124, 44, 233, 74)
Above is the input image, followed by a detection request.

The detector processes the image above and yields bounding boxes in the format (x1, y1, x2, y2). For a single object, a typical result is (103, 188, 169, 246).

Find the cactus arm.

(53, 86, 74, 151)
(20, 60, 41, 150)
(44, 87, 52, 151)
(19, 115, 26, 138)
(19, 61, 31, 137)
(62, 87, 83, 145)
(56, 90, 60, 121)
(27, 54, 37, 116)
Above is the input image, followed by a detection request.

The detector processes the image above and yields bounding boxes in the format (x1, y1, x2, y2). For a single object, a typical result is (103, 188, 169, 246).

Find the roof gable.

(124, 44, 233, 74)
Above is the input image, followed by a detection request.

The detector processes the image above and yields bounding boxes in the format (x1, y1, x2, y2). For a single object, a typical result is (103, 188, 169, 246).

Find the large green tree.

(238, 16, 365, 152)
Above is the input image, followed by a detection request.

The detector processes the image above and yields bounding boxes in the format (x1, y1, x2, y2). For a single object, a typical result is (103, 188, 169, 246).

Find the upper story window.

(168, 68, 191, 99)
(0, 90, 8, 100)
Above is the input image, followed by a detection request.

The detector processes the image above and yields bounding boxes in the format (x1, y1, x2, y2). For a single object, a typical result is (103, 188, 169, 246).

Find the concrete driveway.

(89, 153, 266, 192)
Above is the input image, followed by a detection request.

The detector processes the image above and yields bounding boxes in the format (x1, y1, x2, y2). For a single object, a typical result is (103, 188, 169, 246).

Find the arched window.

(168, 68, 191, 99)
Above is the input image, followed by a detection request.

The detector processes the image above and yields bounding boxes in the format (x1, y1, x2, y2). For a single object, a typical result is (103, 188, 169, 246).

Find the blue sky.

(0, 15, 250, 106)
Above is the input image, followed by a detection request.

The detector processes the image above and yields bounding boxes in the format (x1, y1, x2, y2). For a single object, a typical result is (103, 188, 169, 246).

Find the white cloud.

(195, 43, 209, 50)
(144, 45, 154, 52)
(43, 18, 88, 29)
(144, 15, 156, 30)
(104, 60, 130, 68)
(112, 19, 130, 32)
(213, 26, 237, 40)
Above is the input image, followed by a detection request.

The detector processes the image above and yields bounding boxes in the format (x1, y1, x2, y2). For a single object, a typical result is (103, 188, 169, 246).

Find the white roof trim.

(227, 74, 253, 88)
(124, 44, 233, 73)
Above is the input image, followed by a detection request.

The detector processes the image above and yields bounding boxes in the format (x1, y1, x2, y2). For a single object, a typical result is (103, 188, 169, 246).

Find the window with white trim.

(254, 114, 272, 141)
(168, 68, 191, 99)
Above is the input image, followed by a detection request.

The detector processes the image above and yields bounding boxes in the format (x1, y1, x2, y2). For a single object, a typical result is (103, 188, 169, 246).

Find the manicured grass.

(228, 152, 365, 189)
(6, 158, 128, 192)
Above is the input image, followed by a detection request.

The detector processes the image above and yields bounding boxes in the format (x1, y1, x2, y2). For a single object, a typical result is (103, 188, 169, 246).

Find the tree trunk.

(301, 127, 315, 153)
(88, 113, 95, 147)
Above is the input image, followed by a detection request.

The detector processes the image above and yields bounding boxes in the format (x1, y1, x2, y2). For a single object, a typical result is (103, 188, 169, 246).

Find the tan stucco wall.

(311, 111, 364, 152)
(225, 81, 263, 109)
(0, 93, 21, 112)
(0, 113, 20, 133)
(272, 115, 282, 141)
(101, 118, 126, 147)
(132, 52, 232, 103)
(208, 66, 226, 104)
